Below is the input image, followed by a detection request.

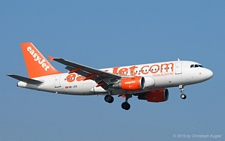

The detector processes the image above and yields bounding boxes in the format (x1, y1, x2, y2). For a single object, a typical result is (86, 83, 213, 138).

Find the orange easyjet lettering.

(141, 65, 149, 74)
(66, 63, 174, 82)
(112, 63, 174, 76)
(129, 66, 138, 76)
(76, 75, 86, 81)
(113, 67, 119, 74)
(27, 46, 50, 71)
(150, 64, 159, 73)
(66, 74, 76, 82)
(118, 68, 129, 76)
(160, 63, 174, 73)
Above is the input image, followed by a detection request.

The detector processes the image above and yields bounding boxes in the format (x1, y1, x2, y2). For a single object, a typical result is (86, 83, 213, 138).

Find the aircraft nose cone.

(206, 69, 213, 80)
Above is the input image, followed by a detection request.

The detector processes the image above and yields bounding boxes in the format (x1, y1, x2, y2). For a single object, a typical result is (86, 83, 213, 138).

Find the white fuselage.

(17, 60, 213, 95)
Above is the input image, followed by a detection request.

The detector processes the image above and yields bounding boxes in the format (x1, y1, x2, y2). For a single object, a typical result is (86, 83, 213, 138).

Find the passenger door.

(175, 62, 182, 74)
(55, 75, 61, 88)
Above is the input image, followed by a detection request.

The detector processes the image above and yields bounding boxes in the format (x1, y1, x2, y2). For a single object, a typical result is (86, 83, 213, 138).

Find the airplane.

(8, 42, 213, 110)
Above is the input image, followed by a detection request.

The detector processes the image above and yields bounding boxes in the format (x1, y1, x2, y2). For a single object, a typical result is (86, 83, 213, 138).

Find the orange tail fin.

(21, 42, 61, 78)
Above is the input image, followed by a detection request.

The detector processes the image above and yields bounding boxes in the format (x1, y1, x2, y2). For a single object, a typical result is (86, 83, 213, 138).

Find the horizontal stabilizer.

(7, 74, 43, 84)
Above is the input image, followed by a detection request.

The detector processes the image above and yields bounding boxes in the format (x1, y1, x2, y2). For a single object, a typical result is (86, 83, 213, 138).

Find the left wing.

(53, 58, 121, 89)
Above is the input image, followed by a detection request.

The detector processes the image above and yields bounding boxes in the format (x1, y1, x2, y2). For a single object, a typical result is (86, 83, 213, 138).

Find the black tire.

(180, 94, 187, 99)
(104, 95, 114, 103)
(121, 102, 131, 110)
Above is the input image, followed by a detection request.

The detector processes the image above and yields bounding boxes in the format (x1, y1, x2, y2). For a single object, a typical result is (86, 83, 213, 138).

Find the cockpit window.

(190, 64, 204, 68)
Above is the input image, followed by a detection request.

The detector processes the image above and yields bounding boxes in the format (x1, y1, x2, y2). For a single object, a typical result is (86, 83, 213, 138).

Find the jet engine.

(138, 88, 169, 102)
(113, 76, 155, 91)
(113, 76, 145, 91)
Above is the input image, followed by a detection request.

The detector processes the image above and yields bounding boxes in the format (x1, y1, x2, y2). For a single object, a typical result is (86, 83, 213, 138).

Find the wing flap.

(65, 66, 91, 77)
(7, 74, 43, 84)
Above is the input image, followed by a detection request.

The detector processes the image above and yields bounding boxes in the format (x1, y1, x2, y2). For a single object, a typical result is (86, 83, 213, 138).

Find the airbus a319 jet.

(8, 42, 213, 110)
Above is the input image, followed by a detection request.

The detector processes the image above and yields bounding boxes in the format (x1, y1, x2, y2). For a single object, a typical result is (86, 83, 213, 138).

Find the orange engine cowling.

(138, 88, 169, 102)
(113, 76, 145, 91)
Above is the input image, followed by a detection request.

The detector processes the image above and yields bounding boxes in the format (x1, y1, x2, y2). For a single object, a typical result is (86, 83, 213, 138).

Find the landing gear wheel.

(180, 94, 186, 99)
(104, 95, 114, 103)
(121, 102, 130, 110)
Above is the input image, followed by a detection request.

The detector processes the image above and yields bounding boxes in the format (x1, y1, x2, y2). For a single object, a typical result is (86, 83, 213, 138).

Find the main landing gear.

(179, 85, 187, 99)
(104, 94, 132, 110)
(121, 95, 132, 110)
(104, 95, 114, 103)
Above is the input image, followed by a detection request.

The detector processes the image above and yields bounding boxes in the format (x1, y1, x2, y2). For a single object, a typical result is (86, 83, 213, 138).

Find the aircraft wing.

(53, 58, 121, 89)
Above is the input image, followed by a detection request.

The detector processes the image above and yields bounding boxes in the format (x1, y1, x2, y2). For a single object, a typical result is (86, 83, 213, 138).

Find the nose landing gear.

(180, 94, 186, 99)
(179, 85, 187, 99)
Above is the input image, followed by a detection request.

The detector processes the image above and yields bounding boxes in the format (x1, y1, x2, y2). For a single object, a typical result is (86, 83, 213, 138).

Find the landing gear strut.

(104, 95, 114, 103)
(121, 95, 132, 110)
(179, 85, 186, 99)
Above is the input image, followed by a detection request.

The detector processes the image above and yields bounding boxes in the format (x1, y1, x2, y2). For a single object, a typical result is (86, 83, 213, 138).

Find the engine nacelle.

(144, 76, 155, 88)
(138, 88, 169, 102)
(113, 76, 145, 91)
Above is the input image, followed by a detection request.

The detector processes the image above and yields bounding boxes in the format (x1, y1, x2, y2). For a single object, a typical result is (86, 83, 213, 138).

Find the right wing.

(53, 58, 121, 89)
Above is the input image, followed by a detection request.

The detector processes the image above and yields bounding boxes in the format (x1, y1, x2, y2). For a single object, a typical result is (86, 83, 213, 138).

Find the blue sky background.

(1, 1, 224, 141)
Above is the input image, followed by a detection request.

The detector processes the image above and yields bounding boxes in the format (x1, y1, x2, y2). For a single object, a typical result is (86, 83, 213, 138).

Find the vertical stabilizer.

(21, 42, 61, 78)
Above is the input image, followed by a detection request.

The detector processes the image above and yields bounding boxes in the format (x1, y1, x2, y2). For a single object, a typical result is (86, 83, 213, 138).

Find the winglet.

(48, 56, 54, 62)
